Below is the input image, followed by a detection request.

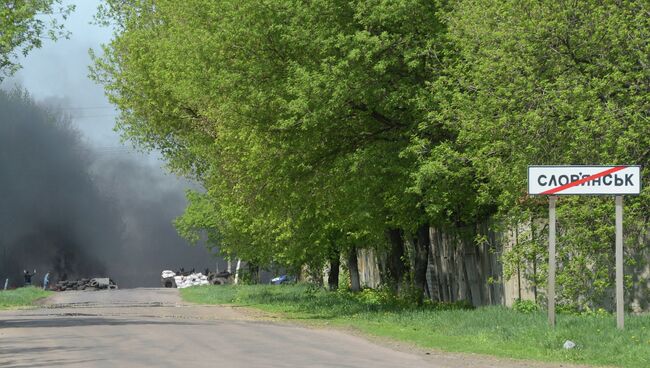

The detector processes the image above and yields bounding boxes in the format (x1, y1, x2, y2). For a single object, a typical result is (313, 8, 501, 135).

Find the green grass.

(0, 287, 52, 309)
(182, 284, 650, 368)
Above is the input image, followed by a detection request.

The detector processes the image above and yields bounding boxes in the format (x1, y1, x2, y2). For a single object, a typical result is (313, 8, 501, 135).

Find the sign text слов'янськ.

(528, 166, 641, 195)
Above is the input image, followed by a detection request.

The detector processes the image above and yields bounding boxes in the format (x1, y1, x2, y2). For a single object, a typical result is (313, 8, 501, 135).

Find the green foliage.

(513, 299, 539, 314)
(184, 283, 473, 316)
(578, 307, 611, 318)
(438, 0, 650, 207)
(558, 304, 611, 318)
(352, 288, 387, 306)
(431, 0, 650, 309)
(94, 0, 650, 309)
(0, 0, 74, 78)
(0, 287, 52, 309)
(92, 0, 448, 274)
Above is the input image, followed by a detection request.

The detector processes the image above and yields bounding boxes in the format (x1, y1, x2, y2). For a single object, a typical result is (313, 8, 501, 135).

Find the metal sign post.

(528, 165, 641, 329)
(615, 196, 624, 329)
(548, 196, 557, 327)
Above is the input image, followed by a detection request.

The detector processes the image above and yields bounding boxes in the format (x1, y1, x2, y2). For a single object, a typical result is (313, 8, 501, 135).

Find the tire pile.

(55, 277, 118, 291)
(208, 271, 232, 285)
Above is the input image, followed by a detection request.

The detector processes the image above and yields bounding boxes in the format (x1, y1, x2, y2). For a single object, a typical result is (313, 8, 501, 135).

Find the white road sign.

(528, 165, 641, 195)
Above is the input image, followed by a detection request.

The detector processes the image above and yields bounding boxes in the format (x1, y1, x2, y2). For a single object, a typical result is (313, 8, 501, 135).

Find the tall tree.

(93, 0, 450, 295)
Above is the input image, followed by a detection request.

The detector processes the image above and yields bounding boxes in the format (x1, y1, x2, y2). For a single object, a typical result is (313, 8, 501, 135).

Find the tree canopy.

(93, 0, 649, 309)
(431, 0, 650, 308)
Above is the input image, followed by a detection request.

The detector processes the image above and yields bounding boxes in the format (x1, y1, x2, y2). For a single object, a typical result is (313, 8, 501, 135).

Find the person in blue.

(43, 272, 50, 290)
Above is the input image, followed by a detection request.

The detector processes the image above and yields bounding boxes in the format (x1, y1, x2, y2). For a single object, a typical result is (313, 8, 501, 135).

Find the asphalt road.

(0, 289, 586, 368)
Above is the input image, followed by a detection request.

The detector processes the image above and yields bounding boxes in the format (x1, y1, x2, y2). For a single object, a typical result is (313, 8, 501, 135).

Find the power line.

(57, 106, 115, 111)
(73, 114, 119, 119)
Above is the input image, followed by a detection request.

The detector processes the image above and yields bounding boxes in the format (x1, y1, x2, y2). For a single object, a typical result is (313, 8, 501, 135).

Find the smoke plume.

(0, 89, 221, 288)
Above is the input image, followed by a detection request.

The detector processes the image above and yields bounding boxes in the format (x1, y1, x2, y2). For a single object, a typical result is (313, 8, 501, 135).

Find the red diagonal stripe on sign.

(541, 166, 627, 195)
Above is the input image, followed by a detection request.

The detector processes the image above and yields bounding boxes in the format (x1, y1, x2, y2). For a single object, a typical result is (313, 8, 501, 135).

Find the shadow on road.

(1, 358, 104, 368)
(0, 337, 105, 368)
(0, 316, 195, 329)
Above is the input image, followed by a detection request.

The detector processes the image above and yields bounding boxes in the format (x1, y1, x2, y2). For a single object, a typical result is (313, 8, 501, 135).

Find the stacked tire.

(208, 271, 232, 285)
(161, 270, 177, 288)
(55, 278, 118, 291)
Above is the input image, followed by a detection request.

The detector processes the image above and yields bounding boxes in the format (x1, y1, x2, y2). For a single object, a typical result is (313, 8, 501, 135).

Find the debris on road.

(54, 278, 118, 291)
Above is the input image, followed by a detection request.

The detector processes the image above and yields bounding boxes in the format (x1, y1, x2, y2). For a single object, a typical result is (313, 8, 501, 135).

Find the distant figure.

(43, 272, 50, 290)
(23, 269, 36, 286)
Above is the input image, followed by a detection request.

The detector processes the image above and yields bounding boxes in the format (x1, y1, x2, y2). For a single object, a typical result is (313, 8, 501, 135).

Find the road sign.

(528, 165, 641, 195)
(528, 165, 642, 330)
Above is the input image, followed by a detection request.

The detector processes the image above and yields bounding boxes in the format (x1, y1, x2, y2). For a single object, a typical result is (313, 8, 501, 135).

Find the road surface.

(0, 288, 586, 367)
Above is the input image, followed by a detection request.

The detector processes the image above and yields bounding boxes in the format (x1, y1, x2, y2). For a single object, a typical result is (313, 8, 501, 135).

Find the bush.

(513, 299, 539, 313)
(579, 307, 611, 318)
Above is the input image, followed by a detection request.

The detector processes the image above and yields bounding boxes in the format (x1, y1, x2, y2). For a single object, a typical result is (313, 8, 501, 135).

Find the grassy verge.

(182, 284, 650, 368)
(0, 287, 52, 309)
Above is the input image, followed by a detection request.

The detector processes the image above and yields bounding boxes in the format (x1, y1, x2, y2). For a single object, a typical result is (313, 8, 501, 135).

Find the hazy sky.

(3, 0, 121, 148)
(1, 0, 181, 179)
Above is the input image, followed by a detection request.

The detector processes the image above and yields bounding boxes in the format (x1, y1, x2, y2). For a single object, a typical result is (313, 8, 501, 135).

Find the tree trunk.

(431, 227, 449, 301)
(428, 226, 442, 302)
(386, 228, 407, 293)
(234, 259, 241, 284)
(328, 252, 340, 291)
(249, 263, 259, 284)
(347, 246, 361, 292)
(414, 224, 430, 304)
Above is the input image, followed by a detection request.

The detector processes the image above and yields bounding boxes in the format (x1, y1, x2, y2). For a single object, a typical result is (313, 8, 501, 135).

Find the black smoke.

(90, 155, 225, 287)
(0, 89, 221, 288)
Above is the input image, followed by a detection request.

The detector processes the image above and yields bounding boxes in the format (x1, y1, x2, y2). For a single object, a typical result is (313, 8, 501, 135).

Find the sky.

(4, 0, 119, 147)
(0, 0, 224, 286)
